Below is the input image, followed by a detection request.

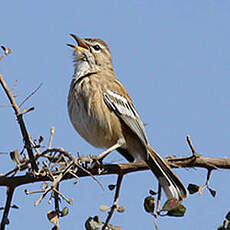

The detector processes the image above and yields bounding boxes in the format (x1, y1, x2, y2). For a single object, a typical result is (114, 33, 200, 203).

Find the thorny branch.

(18, 83, 43, 108)
(186, 135, 198, 157)
(102, 174, 123, 230)
(0, 72, 38, 172)
(1, 47, 230, 229)
(1, 149, 230, 188)
(54, 183, 60, 230)
(0, 186, 15, 230)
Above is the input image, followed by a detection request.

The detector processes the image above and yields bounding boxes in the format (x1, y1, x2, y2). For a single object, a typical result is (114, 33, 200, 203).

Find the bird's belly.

(68, 89, 120, 149)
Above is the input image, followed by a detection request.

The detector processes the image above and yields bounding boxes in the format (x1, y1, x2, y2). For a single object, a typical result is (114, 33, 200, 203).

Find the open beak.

(67, 34, 89, 51)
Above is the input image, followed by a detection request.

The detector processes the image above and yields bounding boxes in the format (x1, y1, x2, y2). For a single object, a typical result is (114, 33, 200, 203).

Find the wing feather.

(103, 89, 148, 146)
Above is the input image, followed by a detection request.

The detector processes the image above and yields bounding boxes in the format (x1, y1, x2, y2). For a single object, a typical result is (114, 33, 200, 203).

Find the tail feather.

(146, 145, 187, 200)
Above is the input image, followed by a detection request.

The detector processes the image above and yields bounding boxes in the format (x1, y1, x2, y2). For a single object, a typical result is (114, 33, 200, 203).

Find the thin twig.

(0, 104, 13, 108)
(205, 169, 212, 186)
(25, 189, 46, 195)
(34, 187, 52, 206)
(75, 162, 105, 191)
(0, 186, 15, 230)
(48, 127, 55, 149)
(43, 161, 55, 181)
(18, 83, 43, 108)
(11, 80, 18, 92)
(41, 148, 104, 190)
(201, 169, 212, 191)
(102, 174, 124, 230)
(52, 187, 72, 205)
(4, 167, 19, 177)
(33, 161, 74, 206)
(0, 74, 21, 115)
(0, 73, 38, 172)
(68, 170, 79, 184)
(186, 135, 198, 157)
(30, 136, 42, 156)
(54, 183, 60, 230)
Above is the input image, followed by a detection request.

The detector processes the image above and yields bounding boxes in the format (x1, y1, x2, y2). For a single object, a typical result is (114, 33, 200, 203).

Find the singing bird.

(67, 34, 187, 200)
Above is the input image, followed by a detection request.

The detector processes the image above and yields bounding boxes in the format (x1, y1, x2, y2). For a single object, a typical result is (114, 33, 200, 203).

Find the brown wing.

(103, 79, 148, 147)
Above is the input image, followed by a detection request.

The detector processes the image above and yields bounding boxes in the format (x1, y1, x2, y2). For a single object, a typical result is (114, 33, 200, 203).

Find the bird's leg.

(89, 139, 125, 170)
(97, 138, 125, 161)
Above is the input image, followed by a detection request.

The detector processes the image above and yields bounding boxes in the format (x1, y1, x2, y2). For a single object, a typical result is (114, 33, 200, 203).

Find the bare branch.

(52, 187, 72, 205)
(0, 186, 15, 230)
(186, 135, 198, 157)
(0, 73, 38, 172)
(102, 174, 123, 229)
(1, 152, 230, 188)
(0, 74, 21, 115)
(54, 184, 60, 230)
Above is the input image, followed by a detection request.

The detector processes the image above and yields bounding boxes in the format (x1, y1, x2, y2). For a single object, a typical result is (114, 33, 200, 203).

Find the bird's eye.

(92, 44, 101, 51)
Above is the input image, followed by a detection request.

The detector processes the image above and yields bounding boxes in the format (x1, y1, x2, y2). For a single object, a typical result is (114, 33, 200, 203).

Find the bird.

(67, 34, 187, 200)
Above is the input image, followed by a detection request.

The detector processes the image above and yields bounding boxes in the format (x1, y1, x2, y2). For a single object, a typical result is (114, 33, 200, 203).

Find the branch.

(1, 153, 230, 188)
(186, 135, 198, 156)
(54, 183, 60, 230)
(0, 186, 15, 230)
(0, 73, 38, 172)
(102, 174, 123, 229)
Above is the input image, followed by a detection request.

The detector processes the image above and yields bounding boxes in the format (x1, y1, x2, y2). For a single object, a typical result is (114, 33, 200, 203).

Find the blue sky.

(1, 1, 230, 229)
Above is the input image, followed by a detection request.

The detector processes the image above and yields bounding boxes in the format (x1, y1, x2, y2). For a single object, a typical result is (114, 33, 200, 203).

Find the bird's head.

(67, 34, 114, 77)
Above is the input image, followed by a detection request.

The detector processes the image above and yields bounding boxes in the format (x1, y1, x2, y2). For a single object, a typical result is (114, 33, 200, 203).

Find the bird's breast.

(67, 77, 123, 149)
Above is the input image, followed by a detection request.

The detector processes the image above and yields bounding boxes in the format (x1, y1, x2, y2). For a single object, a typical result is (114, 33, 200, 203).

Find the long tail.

(146, 145, 187, 200)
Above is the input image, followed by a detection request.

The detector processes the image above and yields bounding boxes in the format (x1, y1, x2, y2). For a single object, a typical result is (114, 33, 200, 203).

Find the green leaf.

(90, 216, 102, 230)
(1, 46, 6, 52)
(3, 217, 9, 225)
(149, 189, 157, 195)
(144, 196, 155, 214)
(11, 204, 19, 209)
(187, 184, 200, 194)
(224, 220, 229, 228)
(85, 217, 93, 230)
(108, 184, 116, 190)
(47, 210, 58, 225)
(162, 198, 179, 211)
(60, 207, 69, 217)
(225, 211, 230, 221)
(10, 149, 20, 164)
(217, 225, 224, 230)
(208, 187, 216, 198)
(116, 206, 125, 213)
(39, 136, 44, 144)
(167, 204, 186, 217)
